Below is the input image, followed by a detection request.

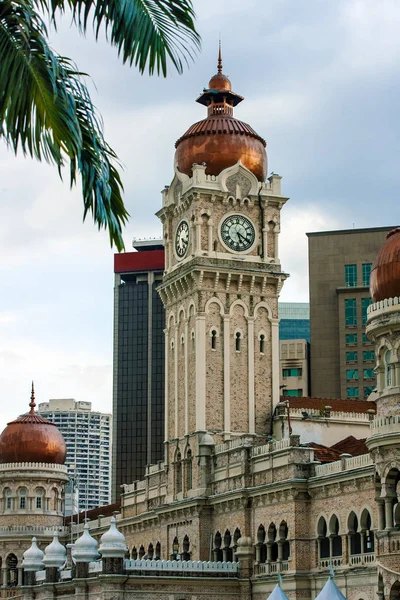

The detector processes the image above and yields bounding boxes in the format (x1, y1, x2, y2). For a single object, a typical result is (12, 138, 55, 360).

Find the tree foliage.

(0, 0, 200, 250)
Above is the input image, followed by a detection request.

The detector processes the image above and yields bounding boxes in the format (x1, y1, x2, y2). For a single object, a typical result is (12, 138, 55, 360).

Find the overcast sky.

(0, 0, 399, 430)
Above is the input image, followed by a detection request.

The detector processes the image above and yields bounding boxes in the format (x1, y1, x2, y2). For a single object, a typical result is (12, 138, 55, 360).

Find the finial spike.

(29, 381, 36, 413)
(217, 37, 222, 74)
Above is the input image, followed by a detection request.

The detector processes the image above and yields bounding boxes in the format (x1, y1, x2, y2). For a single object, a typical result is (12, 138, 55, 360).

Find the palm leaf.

(36, 0, 201, 76)
(0, 0, 128, 250)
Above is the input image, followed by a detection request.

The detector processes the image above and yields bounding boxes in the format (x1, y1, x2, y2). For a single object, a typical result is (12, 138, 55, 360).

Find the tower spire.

(217, 38, 222, 74)
(29, 381, 36, 413)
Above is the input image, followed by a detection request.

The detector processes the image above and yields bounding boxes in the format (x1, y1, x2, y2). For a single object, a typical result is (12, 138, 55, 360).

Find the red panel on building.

(114, 250, 165, 274)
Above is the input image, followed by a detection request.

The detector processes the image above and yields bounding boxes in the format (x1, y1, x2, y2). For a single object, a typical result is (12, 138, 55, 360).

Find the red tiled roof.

(281, 396, 376, 414)
(64, 502, 121, 525)
(331, 435, 368, 456)
(306, 443, 342, 463)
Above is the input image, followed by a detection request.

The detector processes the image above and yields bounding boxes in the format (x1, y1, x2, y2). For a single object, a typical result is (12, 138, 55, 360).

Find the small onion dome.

(99, 517, 127, 558)
(22, 537, 45, 572)
(43, 532, 67, 568)
(72, 523, 99, 563)
(370, 227, 400, 302)
(0, 384, 66, 465)
(208, 72, 232, 92)
(199, 432, 215, 446)
(267, 584, 290, 600)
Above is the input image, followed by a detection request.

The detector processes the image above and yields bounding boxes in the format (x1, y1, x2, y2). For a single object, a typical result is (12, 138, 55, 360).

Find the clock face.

(175, 220, 190, 258)
(220, 215, 255, 252)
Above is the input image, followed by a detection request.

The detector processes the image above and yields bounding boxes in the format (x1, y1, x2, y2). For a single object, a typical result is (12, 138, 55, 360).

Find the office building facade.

(37, 398, 111, 512)
(307, 227, 396, 399)
(278, 302, 310, 341)
(279, 339, 309, 397)
(112, 240, 165, 501)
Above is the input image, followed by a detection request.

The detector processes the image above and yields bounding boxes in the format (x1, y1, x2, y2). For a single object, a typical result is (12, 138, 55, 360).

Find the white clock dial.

(221, 215, 255, 252)
(175, 220, 190, 258)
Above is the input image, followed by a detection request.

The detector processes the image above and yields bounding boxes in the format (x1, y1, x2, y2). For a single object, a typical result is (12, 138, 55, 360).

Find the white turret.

(43, 532, 67, 568)
(22, 537, 45, 572)
(72, 522, 99, 563)
(98, 517, 127, 558)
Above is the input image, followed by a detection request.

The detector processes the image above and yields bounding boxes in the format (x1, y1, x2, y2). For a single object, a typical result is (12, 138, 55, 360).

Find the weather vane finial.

(217, 36, 222, 74)
(29, 381, 36, 413)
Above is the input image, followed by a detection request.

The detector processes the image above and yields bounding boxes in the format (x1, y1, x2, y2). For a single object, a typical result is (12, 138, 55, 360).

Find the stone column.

(208, 220, 213, 252)
(195, 315, 206, 431)
(347, 535, 352, 565)
(385, 498, 394, 529)
(45, 566, 59, 583)
(377, 500, 385, 530)
(102, 557, 124, 575)
(360, 531, 365, 563)
(329, 537, 333, 560)
(255, 543, 261, 564)
(2, 567, 7, 587)
(266, 542, 272, 565)
(316, 539, 321, 564)
(277, 540, 283, 569)
(247, 317, 255, 434)
(223, 315, 231, 437)
(17, 567, 23, 587)
(75, 562, 89, 578)
(184, 319, 189, 435)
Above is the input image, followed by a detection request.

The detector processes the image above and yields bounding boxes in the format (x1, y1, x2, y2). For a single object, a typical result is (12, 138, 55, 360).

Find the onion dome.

(99, 516, 127, 558)
(72, 522, 100, 563)
(43, 533, 67, 568)
(174, 44, 267, 182)
(0, 383, 66, 465)
(370, 227, 400, 302)
(22, 537, 45, 572)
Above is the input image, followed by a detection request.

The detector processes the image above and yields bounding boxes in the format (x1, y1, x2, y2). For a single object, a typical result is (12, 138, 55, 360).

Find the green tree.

(0, 0, 200, 250)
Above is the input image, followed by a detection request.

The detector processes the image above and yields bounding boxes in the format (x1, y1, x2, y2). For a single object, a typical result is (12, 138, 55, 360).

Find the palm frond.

(0, 0, 128, 250)
(35, 0, 201, 76)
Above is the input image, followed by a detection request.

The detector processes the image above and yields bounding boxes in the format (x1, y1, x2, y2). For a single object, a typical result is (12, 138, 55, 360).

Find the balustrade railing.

(125, 559, 239, 577)
(254, 561, 289, 575)
(318, 557, 342, 569)
(349, 553, 375, 566)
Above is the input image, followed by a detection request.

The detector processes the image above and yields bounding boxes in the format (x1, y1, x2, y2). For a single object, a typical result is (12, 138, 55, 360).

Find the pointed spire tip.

(29, 381, 36, 413)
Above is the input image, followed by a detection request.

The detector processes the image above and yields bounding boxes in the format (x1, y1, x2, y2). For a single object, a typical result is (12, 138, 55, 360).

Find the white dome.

(43, 532, 67, 568)
(199, 433, 215, 446)
(99, 517, 127, 558)
(268, 584, 289, 600)
(72, 523, 99, 563)
(315, 577, 347, 600)
(22, 537, 45, 572)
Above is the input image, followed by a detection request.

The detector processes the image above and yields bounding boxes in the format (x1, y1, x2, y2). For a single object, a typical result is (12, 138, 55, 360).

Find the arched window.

(53, 488, 59, 511)
(131, 546, 138, 560)
(260, 334, 265, 354)
(155, 541, 161, 560)
(317, 517, 329, 559)
(175, 451, 182, 494)
(4, 488, 11, 511)
(385, 350, 392, 387)
(348, 512, 361, 556)
(390, 581, 400, 599)
(223, 530, 233, 562)
(182, 535, 190, 560)
(257, 525, 267, 563)
(172, 536, 179, 559)
(186, 449, 193, 491)
(329, 515, 342, 557)
(35, 487, 44, 510)
(360, 509, 375, 553)
(147, 543, 154, 559)
(268, 523, 278, 562)
(18, 487, 26, 510)
(6, 554, 18, 587)
(211, 329, 217, 350)
(235, 332, 241, 352)
(279, 521, 290, 561)
(233, 528, 241, 562)
(213, 531, 223, 562)
(138, 545, 145, 559)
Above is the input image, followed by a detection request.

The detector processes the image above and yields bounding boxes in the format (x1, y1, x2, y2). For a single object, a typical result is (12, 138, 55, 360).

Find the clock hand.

(237, 231, 246, 243)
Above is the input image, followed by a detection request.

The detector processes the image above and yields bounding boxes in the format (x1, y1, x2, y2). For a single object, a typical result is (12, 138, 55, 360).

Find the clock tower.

(156, 49, 289, 499)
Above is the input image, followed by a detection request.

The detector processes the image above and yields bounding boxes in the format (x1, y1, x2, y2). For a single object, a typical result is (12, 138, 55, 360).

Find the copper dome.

(370, 227, 400, 302)
(208, 72, 232, 92)
(0, 385, 66, 465)
(174, 47, 267, 182)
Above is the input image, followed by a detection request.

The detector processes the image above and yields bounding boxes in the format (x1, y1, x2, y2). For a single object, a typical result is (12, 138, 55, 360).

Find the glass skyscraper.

(278, 302, 310, 342)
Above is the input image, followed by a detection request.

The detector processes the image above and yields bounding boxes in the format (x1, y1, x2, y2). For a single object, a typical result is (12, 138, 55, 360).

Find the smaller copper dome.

(370, 227, 400, 302)
(208, 72, 231, 92)
(0, 384, 66, 465)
